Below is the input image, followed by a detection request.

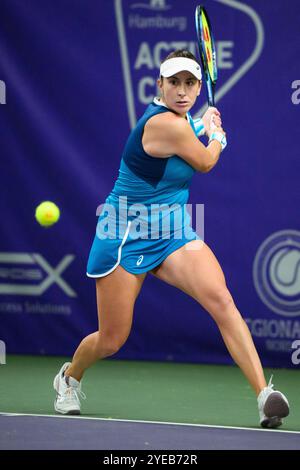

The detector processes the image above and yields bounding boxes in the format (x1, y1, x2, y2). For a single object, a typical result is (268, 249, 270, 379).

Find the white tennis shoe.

(257, 376, 289, 428)
(53, 362, 86, 415)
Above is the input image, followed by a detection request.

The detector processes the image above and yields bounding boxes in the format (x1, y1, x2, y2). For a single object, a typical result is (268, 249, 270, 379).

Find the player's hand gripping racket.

(195, 5, 218, 106)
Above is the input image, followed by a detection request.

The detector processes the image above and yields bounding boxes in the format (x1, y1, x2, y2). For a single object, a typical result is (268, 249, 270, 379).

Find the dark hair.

(161, 49, 199, 65)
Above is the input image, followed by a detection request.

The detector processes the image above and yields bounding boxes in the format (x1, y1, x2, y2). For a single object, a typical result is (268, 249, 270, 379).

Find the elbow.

(198, 163, 213, 173)
(199, 149, 218, 173)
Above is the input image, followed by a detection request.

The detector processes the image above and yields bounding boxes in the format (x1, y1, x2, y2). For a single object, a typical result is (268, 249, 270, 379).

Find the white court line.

(1, 412, 300, 435)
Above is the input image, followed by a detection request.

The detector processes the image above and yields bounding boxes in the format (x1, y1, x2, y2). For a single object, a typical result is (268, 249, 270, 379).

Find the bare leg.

(66, 266, 146, 381)
(151, 240, 267, 395)
(212, 303, 266, 395)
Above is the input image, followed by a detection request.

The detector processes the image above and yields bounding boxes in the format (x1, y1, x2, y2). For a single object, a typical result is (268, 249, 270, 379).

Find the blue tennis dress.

(86, 99, 201, 277)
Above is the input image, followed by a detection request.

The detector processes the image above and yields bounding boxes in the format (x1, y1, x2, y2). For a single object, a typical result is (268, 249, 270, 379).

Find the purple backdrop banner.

(1, 0, 300, 367)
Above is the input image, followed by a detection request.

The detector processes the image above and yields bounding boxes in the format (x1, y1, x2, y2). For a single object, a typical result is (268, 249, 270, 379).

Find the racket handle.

(208, 83, 215, 107)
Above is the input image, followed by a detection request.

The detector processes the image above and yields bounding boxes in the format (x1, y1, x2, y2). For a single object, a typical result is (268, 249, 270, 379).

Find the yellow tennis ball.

(35, 201, 60, 227)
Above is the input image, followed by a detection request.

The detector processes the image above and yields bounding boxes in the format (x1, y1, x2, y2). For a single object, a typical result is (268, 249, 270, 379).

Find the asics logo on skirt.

(136, 255, 144, 266)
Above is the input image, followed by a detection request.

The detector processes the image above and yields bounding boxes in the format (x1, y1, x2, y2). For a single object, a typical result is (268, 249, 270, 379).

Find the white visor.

(160, 57, 202, 80)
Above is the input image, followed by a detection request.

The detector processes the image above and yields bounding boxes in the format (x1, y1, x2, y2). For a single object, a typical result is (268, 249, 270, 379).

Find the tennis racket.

(195, 5, 218, 106)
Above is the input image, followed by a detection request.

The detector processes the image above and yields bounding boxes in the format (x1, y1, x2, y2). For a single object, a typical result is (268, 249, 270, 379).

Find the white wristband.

(209, 131, 227, 151)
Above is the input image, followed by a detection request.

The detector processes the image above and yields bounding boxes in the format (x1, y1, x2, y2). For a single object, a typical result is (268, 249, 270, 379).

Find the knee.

(205, 287, 235, 323)
(215, 288, 234, 309)
(95, 333, 129, 358)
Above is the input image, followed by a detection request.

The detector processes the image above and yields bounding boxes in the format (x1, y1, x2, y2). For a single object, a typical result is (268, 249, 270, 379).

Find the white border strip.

(114, 0, 137, 128)
(1, 412, 300, 435)
(86, 221, 132, 278)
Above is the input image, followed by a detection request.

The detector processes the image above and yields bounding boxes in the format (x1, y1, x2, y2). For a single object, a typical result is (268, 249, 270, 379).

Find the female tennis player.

(53, 50, 289, 428)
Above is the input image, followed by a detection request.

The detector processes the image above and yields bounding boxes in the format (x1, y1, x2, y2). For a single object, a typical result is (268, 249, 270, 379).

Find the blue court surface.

(1, 413, 300, 450)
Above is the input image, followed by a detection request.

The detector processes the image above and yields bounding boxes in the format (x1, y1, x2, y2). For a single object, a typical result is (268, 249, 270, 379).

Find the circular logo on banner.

(253, 230, 300, 317)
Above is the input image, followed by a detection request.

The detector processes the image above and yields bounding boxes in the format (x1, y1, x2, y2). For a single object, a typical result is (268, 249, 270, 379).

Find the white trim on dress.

(86, 221, 132, 278)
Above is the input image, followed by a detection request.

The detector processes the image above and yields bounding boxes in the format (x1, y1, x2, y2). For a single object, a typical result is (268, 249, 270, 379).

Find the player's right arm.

(143, 112, 225, 173)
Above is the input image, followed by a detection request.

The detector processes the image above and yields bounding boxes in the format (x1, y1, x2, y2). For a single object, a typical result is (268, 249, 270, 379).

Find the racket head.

(195, 5, 218, 105)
